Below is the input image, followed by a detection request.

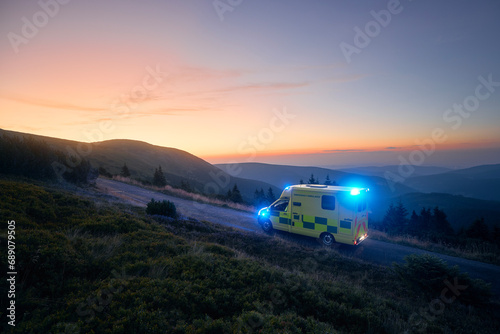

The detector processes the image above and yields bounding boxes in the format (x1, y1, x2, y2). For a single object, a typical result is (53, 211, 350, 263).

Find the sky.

(1, 0, 500, 168)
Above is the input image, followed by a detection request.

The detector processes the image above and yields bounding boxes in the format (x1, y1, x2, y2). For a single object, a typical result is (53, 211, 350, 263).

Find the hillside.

(405, 164, 500, 201)
(0, 179, 497, 333)
(0, 129, 279, 203)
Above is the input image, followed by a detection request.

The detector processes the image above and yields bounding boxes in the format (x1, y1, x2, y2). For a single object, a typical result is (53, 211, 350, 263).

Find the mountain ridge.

(0, 128, 280, 202)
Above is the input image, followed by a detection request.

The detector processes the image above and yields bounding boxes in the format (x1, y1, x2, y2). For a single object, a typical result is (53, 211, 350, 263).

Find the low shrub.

(393, 254, 492, 305)
(146, 198, 177, 218)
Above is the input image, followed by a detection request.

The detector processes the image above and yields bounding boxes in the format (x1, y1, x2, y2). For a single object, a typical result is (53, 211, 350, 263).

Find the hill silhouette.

(405, 164, 500, 201)
(0, 129, 279, 203)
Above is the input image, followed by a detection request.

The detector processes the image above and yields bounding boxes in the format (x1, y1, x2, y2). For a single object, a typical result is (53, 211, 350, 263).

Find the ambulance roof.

(291, 184, 368, 193)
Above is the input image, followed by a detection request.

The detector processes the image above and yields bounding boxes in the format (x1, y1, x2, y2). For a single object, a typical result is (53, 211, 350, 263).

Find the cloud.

(216, 81, 309, 94)
(385, 146, 401, 150)
(323, 149, 367, 153)
(1, 93, 106, 112)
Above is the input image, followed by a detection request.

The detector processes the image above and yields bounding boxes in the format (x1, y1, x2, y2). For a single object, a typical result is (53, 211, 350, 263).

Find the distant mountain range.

(404, 164, 500, 202)
(336, 165, 452, 178)
(334, 164, 500, 202)
(2, 128, 499, 230)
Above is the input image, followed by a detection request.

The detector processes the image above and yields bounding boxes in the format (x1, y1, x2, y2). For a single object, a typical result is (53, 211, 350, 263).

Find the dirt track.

(97, 178, 500, 298)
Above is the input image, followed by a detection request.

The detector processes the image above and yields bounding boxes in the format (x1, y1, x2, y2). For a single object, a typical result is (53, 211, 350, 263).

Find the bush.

(393, 254, 491, 305)
(146, 198, 177, 218)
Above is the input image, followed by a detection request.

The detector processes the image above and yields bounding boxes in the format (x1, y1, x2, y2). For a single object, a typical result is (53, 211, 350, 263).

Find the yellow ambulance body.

(257, 184, 368, 246)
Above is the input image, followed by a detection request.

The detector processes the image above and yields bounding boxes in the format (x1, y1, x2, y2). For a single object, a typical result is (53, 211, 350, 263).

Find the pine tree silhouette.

(120, 163, 131, 177)
(153, 165, 167, 187)
(229, 184, 243, 203)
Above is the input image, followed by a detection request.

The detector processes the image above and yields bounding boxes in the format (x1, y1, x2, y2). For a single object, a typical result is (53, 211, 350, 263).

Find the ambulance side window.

(321, 195, 336, 210)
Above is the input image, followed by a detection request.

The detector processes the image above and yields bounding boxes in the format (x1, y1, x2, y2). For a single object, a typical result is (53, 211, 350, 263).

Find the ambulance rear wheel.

(319, 233, 335, 246)
(261, 220, 273, 234)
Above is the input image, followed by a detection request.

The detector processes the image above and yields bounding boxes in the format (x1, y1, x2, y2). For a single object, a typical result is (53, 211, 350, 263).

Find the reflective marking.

(279, 217, 291, 225)
(327, 226, 338, 233)
(340, 220, 351, 229)
(315, 217, 327, 225)
(303, 222, 315, 230)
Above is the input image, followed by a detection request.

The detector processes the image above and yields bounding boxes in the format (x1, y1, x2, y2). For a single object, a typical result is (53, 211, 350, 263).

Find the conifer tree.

(466, 218, 489, 241)
(266, 187, 276, 204)
(408, 210, 420, 236)
(153, 165, 167, 187)
(120, 163, 131, 177)
(229, 184, 243, 203)
(430, 207, 454, 237)
(254, 188, 267, 207)
(383, 200, 408, 235)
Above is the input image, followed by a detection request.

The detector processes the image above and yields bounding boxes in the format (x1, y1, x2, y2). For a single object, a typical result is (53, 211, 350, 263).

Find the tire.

(261, 220, 273, 233)
(319, 233, 335, 246)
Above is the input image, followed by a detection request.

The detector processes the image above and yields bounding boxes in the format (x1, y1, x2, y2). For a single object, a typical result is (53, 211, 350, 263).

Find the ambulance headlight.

(350, 188, 360, 196)
(258, 208, 269, 218)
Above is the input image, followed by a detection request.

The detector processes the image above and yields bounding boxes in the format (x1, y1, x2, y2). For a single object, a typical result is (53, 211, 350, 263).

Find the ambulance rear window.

(321, 195, 336, 210)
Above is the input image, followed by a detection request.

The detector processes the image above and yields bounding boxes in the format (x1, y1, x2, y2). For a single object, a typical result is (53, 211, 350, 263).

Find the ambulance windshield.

(270, 199, 289, 212)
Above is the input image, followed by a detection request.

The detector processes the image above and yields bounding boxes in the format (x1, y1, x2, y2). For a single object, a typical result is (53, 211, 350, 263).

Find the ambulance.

(257, 184, 368, 246)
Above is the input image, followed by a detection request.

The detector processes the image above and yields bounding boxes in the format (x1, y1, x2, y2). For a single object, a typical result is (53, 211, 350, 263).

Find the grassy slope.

(1, 178, 498, 334)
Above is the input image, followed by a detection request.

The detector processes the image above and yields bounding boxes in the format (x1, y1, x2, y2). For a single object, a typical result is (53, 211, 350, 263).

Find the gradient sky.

(1, 0, 499, 168)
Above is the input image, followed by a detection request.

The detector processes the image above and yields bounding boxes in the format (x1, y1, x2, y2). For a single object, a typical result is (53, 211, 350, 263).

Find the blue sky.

(1, 0, 499, 167)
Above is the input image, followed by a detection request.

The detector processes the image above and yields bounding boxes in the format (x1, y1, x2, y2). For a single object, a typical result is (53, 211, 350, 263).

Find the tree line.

(103, 163, 256, 205)
(299, 173, 337, 185)
(373, 200, 500, 246)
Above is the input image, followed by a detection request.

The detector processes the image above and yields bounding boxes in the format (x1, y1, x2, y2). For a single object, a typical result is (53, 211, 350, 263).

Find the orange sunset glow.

(1, 0, 500, 167)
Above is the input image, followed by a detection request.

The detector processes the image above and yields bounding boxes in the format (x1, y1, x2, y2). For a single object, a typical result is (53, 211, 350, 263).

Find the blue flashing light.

(350, 188, 360, 196)
(285, 186, 290, 190)
(258, 207, 269, 218)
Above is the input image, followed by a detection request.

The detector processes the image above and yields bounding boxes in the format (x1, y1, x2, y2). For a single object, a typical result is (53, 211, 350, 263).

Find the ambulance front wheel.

(261, 220, 274, 233)
(319, 233, 335, 247)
